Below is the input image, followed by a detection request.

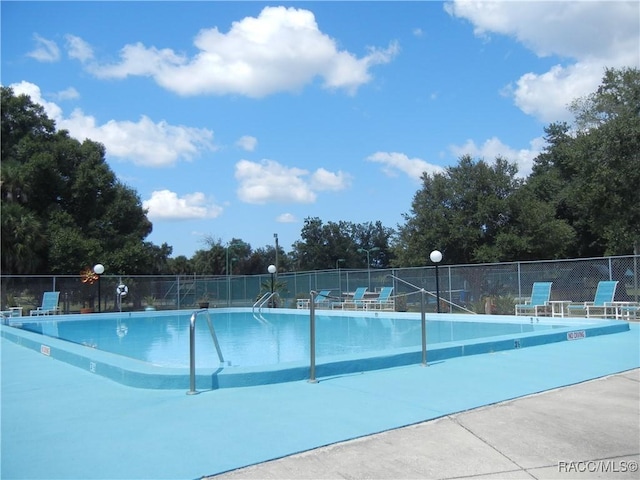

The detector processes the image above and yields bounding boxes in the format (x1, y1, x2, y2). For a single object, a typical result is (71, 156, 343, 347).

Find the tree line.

(1, 67, 638, 276)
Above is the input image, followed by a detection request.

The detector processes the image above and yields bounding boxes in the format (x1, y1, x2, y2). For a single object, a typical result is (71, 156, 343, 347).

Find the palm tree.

(257, 278, 288, 308)
(1, 203, 45, 273)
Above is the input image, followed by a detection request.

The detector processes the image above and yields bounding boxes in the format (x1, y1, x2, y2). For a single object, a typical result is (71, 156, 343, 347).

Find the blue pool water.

(7, 309, 606, 368)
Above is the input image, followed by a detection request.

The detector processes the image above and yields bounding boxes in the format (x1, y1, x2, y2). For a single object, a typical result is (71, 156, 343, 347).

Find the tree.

(0, 203, 46, 273)
(570, 67, 640, 131)
(167, 255, 194, 275)
(483, 184, 576, 261)
(1, 87, 55, 161)
(191, 246, 224, 275)
(395, 68, 639, 265)
(393, 155, 573, 265)
(1, 86, 165, 274)
(529, 67, 640, 256)
(291, 217, 393, 271)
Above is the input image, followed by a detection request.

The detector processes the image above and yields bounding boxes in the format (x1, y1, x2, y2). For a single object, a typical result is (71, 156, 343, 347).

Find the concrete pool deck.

(1, 323, 639, 479)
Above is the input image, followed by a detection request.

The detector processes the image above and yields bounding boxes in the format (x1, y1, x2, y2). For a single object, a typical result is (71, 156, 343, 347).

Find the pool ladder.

(187, 308, 225, 395)
(252, 292, 277, 324)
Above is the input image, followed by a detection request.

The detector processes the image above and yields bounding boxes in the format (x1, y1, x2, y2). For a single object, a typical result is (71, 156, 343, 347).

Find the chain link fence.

(1, 255, 638, 315)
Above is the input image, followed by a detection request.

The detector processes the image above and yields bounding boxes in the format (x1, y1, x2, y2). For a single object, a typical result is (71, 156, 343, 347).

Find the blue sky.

(2, 1, 638, 258)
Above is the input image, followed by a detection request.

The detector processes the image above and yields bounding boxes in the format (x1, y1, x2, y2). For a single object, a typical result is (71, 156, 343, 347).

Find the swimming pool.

(1, 308, 629, 390)
(3, 310, 570, 367)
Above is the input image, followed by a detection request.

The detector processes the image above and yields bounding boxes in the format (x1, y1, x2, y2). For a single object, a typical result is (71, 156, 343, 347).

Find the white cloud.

(504, 63, 601, 123)
(236, 135, 257, 151)
(60, 110, 214, 167)
(446, 1, 640, 122)
(310, 168, 352, 191)
(276, 213, 297, 223)
(54, 87, 80, 101)
(65, 34, 94, 62)
(366, 152, 443, 181)
(27, 34, 60, 62)
(84, 6, 399, 97)
(235, 159, 349, 204)
(448, 136, 545, 177)
(10, 81, 215, 167)
(143, 190, 223, 220)
(446, 1, 638, 59)
(235, 159, 315, 204)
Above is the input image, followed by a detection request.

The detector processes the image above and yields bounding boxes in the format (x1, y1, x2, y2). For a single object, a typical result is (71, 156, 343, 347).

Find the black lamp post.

(429, 250, 442, 313)
(274, 233, 279, 275)
(93, 263, 104, 312)
(267, 264, 277, 308)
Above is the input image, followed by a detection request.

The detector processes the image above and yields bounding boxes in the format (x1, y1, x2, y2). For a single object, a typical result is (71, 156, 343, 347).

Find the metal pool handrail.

(388, 274, 430, 366)
(187, 308, 224, 395)
(308, 280, 431, 382)
(253, 291, 277, 312)
(308, 289, 393, 382)
(309, 291, 318, 383)
(252, 292, 277, 324)
(388, 274, 476, 314)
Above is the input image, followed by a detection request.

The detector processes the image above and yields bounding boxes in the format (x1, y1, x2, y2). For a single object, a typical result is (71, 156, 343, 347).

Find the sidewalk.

(211, 369, 639, 479)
